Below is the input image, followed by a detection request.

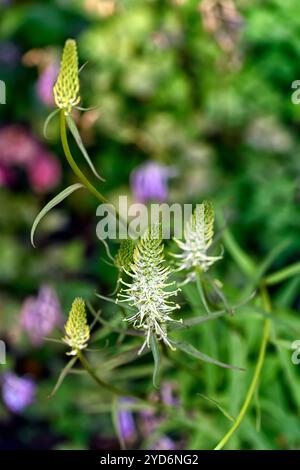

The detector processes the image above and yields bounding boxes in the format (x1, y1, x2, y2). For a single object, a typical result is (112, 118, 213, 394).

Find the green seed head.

(53, 39, 80, 115)
(115, 239, 135, 271)
(63, 298, 90, 355)
(192, 200, 215, 247)
(173, 200, 222, 277)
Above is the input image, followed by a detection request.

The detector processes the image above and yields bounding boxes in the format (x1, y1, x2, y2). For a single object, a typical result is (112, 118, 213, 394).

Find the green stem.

(214, 286, 271, 450)
(76, 349, 169, 412)
(60, 110, 131, 236)
(196, 270, 211, 314)
(76, 349, 125, 396)
(60, 111, 108, 204)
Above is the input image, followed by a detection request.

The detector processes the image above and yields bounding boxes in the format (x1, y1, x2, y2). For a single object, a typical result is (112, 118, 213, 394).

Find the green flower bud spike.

(173, 201, 222, 280)
(115, 240, 135, 272)
(53, 39, 80, 115)
(63, 298, 90, 355)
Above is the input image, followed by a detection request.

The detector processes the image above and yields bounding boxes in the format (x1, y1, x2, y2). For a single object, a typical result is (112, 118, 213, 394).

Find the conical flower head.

(117, 225, 181, 354)
(63, 298, 90, 355)
(53, 39, 80, 115)
(115, 239, 135, 272)
(174, 201, 222, 276)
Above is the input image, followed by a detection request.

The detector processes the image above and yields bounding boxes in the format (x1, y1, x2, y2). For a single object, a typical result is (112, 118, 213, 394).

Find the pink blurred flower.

(0, 125, 61, 193)
(36, 62, 59, 106)
(20, 285, 63, 346)
(0, 164, 15, 187)
(27, 151, 61, 193)
(0, 125, 38, 166)
(2, 372, 36, 414)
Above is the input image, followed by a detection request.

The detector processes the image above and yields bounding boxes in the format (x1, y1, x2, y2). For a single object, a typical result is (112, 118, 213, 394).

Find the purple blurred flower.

(118, 398, 136, 444)
(161, 381, 179, 406)
(0, 41, 20, 66)
(0, 0, 11, 7)
(36, 63, 59, 106)
(139, 382, 180, 442)
(20, 285, 63, 346)
(131, 162, 176, 203)
(152, 436, 177, 450)
(2, 372, 36, 414)
(139, 408, 164, 437)
(27, 151, 61, 193)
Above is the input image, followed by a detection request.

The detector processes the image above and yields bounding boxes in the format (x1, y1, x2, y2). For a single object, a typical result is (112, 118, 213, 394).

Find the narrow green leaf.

(276, 275, 300, 307)
(111, 396, 126, 450)
(195, 273, 211, 314)
(171, 292, 255, 332)
(171, 340, 245, 371)
(66, 115, 105, 181)
(92, 315, 142, 337)
(198, 394, 234, 422)
(217, 210, 255, 278)
(255, 239, 291, 283)
(48, 356, 77, 398)
(265, 261, 300, 286)
(210, 279, 234, 314)
(75, 104, 101, 112)
(169, 310, 227, 331)
(78, 61, 88, 74)
(150, 334, 161, 388)
(43, 108, 60, 140)
(240, 305, 296, 332)
(31, 183, 84, 247)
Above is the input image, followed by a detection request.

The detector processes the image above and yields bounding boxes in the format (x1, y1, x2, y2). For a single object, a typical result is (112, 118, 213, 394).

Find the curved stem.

(60, 110, 131, 236)
(214, 286, 271, 450)
(76, 349, 168, 411)
(76, 349, 125, 396)
(60, 111, 108, 204)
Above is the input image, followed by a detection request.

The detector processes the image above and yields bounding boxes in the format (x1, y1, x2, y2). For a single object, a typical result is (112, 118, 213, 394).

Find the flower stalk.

(214, 286, 271, 450)
(59, 110, 107, 204)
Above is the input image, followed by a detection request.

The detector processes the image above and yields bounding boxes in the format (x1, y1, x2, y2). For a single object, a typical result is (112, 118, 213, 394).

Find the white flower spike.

(117, 225, 181, 354)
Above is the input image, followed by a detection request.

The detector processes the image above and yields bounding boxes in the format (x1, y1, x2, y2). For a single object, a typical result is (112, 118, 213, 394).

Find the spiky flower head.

(115, 239, 135, 272)
(62, 298, 90, 355)
(117, 225, 181, 354)
(53, 39, 80, 115)
(173, 201, 222, 279)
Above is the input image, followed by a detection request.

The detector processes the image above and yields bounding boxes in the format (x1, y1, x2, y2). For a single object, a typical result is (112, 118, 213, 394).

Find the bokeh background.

(1, 0, 300, 450)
